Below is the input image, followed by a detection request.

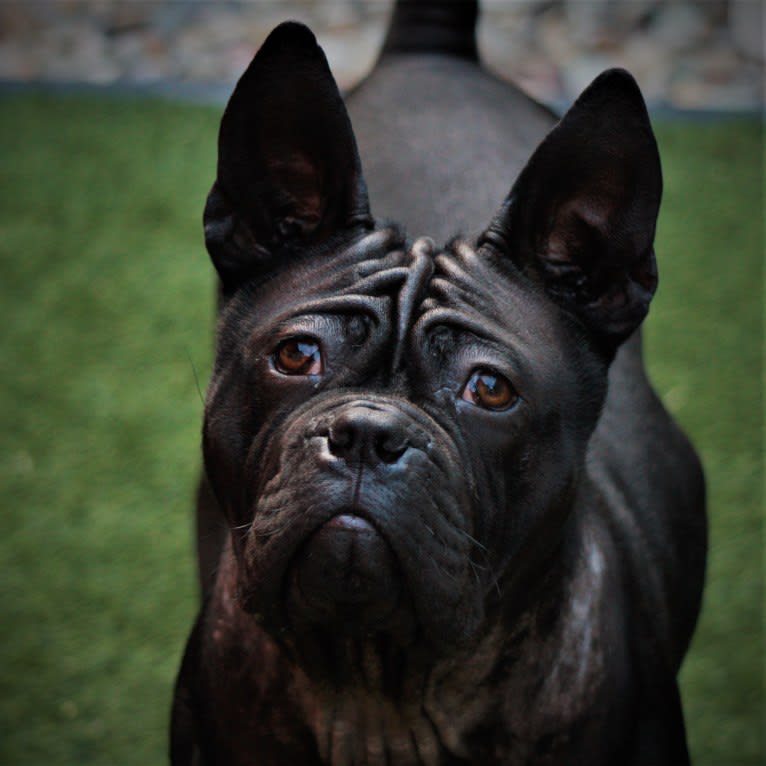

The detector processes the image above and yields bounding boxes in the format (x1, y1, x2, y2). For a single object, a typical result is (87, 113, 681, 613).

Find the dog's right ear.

(204, 22, 372, 289)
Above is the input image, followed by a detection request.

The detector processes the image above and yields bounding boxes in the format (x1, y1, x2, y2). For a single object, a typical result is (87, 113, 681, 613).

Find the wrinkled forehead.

(230, 226, 562, 361)
(415, 239, 562, 354)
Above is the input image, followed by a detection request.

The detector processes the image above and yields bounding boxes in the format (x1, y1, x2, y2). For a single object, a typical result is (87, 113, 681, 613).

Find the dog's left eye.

(273, 337, 323, 376)
(461, 369, 518, 411)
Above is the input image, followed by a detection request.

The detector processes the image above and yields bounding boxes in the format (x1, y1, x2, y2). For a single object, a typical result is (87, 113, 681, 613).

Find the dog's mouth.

(240, 496, 478, 655)
(285, 511, 404, 633)
(234, 394, 485, 652)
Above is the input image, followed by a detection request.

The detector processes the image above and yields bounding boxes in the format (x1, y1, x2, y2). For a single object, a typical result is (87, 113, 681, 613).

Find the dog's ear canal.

(481, 68, 662, 353)
(204, 22, 372, 288)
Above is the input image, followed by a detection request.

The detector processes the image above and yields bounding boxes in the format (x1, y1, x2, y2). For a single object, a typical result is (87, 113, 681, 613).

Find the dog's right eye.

(273, 337, 323, 376)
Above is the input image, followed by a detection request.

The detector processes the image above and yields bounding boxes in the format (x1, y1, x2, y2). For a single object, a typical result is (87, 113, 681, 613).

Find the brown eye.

(274, 337, 322, 376)
(461, 369, 518, 411)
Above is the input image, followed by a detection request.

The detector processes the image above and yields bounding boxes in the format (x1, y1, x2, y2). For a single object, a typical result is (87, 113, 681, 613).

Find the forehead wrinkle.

(233, 225, 407, 324)
(415, 239, 563, 360)
(414, 305, 525, 368)
(392, 237, 436, 371)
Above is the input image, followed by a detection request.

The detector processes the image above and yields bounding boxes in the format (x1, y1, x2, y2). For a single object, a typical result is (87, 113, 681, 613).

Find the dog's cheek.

(202, 370, 258, 529)
(467, 410, 579, 581)
(510, 421, 583, 557)
(469, 446, 530, 573)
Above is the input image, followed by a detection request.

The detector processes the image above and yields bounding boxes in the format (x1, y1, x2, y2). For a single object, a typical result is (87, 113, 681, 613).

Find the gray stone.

(113, 31, 168, 83)
(611, 0, 662, 31)
(538, 6, 580, 66)
(0, 40, 42, 79)
(319, 22, 385, 91)
(507, 52, 562, 106)
(669, 46, 762, 108)
(564, 0, 614, 47)
(622, 35, 671, 103)
(561, 53, 616, 99)
(648, 2, 709, 52)
(39, 21, 120, 83)
(729, 0, 764, 62)
(0, 0, 757, 111)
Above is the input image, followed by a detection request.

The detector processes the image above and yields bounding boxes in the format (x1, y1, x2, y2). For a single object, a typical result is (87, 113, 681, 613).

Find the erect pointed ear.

(480, 69, 662, 353)
(204, 22, 372, 288)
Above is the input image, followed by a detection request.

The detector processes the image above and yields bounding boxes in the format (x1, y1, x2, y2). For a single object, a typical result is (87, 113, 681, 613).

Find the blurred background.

(0, 3, 762, 766)
(0, 0, 763, 110)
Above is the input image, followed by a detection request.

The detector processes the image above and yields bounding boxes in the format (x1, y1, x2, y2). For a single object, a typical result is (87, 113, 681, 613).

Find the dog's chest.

(204, 542, 621, 766)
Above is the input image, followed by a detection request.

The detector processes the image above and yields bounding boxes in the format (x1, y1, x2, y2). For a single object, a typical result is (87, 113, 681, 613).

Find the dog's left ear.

(481, 69, 662, 352)
(204, 22, 372, 288)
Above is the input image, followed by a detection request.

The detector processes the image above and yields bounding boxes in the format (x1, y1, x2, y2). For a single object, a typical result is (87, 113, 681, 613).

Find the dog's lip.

(245, 483, 479, 648)
(325, 512, 375, 532)
(312, 505, 386, 538)
(271, 505, 397, 585)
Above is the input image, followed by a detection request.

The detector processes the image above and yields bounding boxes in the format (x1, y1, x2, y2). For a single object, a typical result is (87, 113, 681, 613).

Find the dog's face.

(202, 24, 661, 659)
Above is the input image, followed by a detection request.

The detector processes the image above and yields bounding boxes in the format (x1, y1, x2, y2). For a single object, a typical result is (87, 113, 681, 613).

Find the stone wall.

(0, 1, 762, 109)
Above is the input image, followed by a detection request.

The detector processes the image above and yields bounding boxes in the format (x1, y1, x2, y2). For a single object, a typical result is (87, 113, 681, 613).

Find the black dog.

(171, 2, 706, 764)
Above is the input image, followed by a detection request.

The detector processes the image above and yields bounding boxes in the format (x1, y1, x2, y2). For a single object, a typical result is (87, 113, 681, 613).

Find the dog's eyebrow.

(411, 301, 529, 379)
(415, 304, 515, 350)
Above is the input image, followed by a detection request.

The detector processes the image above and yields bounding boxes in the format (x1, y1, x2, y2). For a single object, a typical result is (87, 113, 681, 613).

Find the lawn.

(0, 93, 762, 766)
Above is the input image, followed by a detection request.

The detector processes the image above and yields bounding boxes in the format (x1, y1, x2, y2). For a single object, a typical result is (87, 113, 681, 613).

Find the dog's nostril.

(375, 435, 408, 464)
(327, 423, 354, 456)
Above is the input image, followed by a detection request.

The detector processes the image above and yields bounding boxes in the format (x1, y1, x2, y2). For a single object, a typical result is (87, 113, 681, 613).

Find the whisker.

(431, 559, 458, 584)
(229, 521, 252, 531)
(186, 348, 205, 406)
(457, 528, 487, 552)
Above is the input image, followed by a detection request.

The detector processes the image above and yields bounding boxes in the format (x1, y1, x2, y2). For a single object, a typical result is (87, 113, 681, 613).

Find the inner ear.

(266, 152, 323, 235)
(481, 69, 662, 351)
(204, 22, 372, 289)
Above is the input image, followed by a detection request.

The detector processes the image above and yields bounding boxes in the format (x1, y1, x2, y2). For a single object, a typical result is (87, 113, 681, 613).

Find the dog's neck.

(209, 519, 585, 765)
(209, 544, 500, 763)
(288, 620, 514, 765)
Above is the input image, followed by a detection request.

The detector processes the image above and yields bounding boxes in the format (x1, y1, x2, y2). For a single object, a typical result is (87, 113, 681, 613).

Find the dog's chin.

(239, 460, 485, 652)
(239, 506, 478, 652)
(287, 514, 397, 611)
(282, 513, 423, 643)
(272, 513, 406, 637)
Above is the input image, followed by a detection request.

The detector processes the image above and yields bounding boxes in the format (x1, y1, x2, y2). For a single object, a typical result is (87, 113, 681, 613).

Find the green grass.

(0, 94, 762, 765)
(646, 119, 764, 764)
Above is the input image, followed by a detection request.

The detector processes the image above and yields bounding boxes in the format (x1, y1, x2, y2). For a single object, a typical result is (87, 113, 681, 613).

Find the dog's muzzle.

(286, 402, 422, 629)
(242, 395, 479, 649)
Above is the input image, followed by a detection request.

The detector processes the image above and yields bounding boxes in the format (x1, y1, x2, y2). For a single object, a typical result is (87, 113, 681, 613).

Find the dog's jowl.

(171, 3, 706, 764)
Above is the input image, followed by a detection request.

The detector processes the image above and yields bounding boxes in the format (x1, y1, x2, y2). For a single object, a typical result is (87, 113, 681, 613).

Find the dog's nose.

(327, 405, 411, 466)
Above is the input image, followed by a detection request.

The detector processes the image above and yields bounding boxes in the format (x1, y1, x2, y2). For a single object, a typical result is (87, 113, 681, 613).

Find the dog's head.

(202, 23, 661, 659)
